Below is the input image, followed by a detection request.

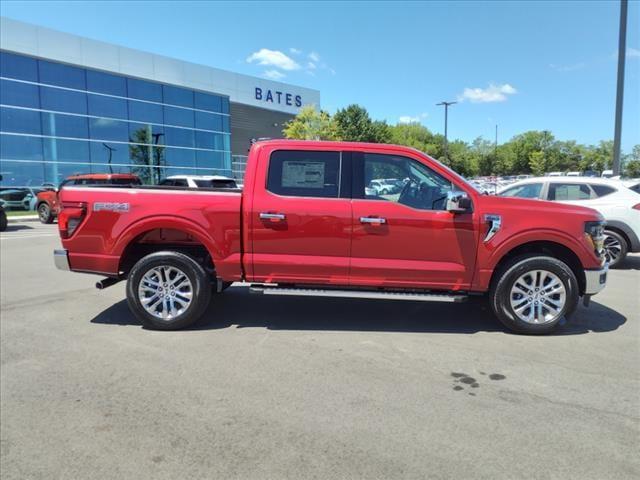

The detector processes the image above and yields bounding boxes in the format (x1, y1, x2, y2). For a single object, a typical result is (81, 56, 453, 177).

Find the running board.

(250, 286, 467, 303)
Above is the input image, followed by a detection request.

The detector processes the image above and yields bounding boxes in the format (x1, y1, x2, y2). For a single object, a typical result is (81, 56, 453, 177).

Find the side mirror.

(446, 190, 472, 214)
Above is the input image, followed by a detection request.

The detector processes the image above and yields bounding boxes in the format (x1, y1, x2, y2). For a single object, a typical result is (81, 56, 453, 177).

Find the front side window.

(500, 183, 543, 199)
(548, 183, 593, 201)
(361, 153, 452, 210)
(267, 150, 340, 198)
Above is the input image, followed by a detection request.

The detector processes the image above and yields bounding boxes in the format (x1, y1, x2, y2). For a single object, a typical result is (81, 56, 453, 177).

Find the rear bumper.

(53, 249, 70, 271)
(584, 264, 608, 295)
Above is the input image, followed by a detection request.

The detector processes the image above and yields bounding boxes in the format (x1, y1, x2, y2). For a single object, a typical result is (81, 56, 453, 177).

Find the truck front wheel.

(490, 255, 579, 334)
(126, 251, 212, 330)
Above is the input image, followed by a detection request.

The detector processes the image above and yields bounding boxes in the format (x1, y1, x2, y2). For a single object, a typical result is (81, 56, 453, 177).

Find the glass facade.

(0, 50, 232, 188)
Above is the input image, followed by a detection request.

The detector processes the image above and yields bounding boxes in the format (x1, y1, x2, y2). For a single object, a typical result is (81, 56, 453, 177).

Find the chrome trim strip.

(53, 249, 70, 271)
(584, 265, 608, 295)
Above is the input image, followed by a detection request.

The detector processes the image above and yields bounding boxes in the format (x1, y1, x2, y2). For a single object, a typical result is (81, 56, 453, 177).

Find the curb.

(8, 215, 40, 222)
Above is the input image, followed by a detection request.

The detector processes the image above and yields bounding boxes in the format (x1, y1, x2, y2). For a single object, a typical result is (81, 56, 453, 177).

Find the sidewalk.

(7, 215, 40, 222)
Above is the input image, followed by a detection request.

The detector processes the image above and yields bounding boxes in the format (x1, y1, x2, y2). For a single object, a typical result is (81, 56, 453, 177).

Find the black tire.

(0, 210, 7, 232)
(603, 229, 628, 269)
(126, 251, 212, 330)
(37, 203, 54, 224)
(490, 255, 579, 335)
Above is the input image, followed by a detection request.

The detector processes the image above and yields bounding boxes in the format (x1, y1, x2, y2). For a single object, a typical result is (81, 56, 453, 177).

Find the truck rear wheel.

(126, 251, 212, 330)
(490, 255, 579, 334)
(38, 203, 54, 224)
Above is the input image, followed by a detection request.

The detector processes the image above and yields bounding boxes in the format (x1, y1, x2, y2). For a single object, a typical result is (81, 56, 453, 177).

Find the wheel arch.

(489, 240, 586, 295)
(114, 217, 221, 278)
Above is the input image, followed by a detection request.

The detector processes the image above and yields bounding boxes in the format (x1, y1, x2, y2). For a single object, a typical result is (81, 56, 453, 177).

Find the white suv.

(499, 177, 640, 267)
(159, 175, 238, 189)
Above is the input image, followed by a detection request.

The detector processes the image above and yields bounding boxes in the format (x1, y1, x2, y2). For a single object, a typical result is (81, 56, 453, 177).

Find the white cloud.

(398, 112, 428, 124)
(627, 47, 640, 58)
(308, 51, 320, 62)
(457, 83, 517, 103)
(262, 69, 285, 80)
(307, 61, 317, 70)
(289, 47, 302, 55)
(246, 49, 300, 71)
(549, 62, 586, 72)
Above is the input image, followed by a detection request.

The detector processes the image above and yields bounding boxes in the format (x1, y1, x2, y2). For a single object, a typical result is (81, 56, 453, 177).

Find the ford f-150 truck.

(54, 140, 608, 334)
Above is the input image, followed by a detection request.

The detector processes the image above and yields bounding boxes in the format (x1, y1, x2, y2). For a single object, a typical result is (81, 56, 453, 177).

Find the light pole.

(102, 143, 115, 174)
(436, 101, 457, 161)
(612, 0, 628, 175)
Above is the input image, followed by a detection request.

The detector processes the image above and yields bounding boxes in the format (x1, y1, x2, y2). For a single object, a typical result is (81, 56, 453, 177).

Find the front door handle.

(260, 212, 286, 222)
(360, 216, 386, 225)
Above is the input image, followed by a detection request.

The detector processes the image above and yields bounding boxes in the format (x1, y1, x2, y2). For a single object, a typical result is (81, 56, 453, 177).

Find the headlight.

(584, 220, 605, 258)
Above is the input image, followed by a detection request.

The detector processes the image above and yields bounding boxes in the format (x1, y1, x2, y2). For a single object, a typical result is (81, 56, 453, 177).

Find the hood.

(479, 195, 604, 222)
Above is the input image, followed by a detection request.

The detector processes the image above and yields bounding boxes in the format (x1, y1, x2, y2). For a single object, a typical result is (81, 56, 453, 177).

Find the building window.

(38, 60, 86, 90)
(127, 78, 162, 102)
(0, 51, 38, 81)
(88, 94, 128, 119)
(41, 112, 89, 138)
(0, 79, 40, 108)
(163, 85, 194, 108)
(1, 107, 42, 135)
(40, 86, 87, 115)
(86, 70, 127, 96)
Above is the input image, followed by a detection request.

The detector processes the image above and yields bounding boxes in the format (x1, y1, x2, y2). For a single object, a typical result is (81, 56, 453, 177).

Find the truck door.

(248, 147, 352, 284)
(349, 151, 479, 290)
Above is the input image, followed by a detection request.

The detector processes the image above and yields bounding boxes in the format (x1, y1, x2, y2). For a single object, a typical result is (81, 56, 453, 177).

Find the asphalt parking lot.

(1, 220, 639, 480)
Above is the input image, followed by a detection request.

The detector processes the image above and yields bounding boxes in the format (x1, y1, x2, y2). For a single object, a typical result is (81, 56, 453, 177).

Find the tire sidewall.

(38, 203, 52, 224)
(604, 230, 627, 268)
(491, 256, 579, 334)
(126, 251, 211, 330)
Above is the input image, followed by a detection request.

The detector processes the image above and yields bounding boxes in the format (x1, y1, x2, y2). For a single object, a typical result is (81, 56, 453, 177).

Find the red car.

(36, 173, 141, 223)
(54, 140, 608, 334)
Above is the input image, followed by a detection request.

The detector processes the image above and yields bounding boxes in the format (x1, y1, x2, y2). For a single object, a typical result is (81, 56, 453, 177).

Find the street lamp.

(436, 101, 457, 161)
(612, 0, 628, 175)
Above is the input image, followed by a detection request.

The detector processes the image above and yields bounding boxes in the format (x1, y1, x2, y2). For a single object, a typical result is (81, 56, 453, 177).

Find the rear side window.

(110, 177, 142, 186)
(548, 183, 593, 200)
(194, 179, 237, 188)
(500, 183, 542, 199)
(267, 150, 340, 198)
(590, 184, 616, 197)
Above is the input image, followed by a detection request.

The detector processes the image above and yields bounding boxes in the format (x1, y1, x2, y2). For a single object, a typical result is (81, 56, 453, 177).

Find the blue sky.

(2, 1, 639, 151)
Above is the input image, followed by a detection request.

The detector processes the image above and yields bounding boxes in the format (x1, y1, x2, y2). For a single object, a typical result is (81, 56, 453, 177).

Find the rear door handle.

(360, 216, 386, 225)
(260, 212, 286, 221)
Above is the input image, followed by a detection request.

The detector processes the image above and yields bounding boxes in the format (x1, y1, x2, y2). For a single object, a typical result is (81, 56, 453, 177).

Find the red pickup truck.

(36, 173, 141, 224)
(54, 140, 608, 334)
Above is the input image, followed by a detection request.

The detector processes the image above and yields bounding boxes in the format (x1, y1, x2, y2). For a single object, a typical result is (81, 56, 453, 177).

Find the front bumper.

(584, 264, 608, 295)
(54, 249, 70, 271)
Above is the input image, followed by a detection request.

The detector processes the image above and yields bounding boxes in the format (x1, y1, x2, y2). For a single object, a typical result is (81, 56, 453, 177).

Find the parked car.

(368, 179, 400, 195)
(0, 175, 7, 232)
(54, 140, 608, 334)
(498, 177, 640, 267)
(158, 175, 238, 189)
(36, 173, 141, 223)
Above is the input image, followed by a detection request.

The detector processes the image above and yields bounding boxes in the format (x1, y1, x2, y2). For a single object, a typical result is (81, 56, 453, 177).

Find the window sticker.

(282, 161, 325, 188)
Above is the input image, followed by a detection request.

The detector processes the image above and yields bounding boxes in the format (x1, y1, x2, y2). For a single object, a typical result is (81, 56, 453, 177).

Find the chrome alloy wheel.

(509, 270, 566, 324)
(603, 233, 622, 265)
(38, 204, 49, 221)
(138, 266, 193, 320)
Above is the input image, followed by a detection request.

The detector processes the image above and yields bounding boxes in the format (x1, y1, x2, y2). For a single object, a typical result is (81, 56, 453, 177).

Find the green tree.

(282, 105, 339, 140)
(625, 160, 640, 177)
(334, 104, 391, 143)
(529, 151, 546, 176)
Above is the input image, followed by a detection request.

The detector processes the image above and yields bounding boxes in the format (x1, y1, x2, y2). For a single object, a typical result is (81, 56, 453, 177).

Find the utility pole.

(436, 101, 457, 161)
(613, 0, 628, 175)
(494, 124, 498, 156)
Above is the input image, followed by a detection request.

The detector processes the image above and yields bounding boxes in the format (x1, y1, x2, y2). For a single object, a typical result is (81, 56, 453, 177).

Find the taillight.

(59, 202, 86, 239)
(633, 203, 640, 211)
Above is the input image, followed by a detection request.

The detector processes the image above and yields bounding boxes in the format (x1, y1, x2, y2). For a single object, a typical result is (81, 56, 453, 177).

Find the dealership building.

(0, 17, 320, 187)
